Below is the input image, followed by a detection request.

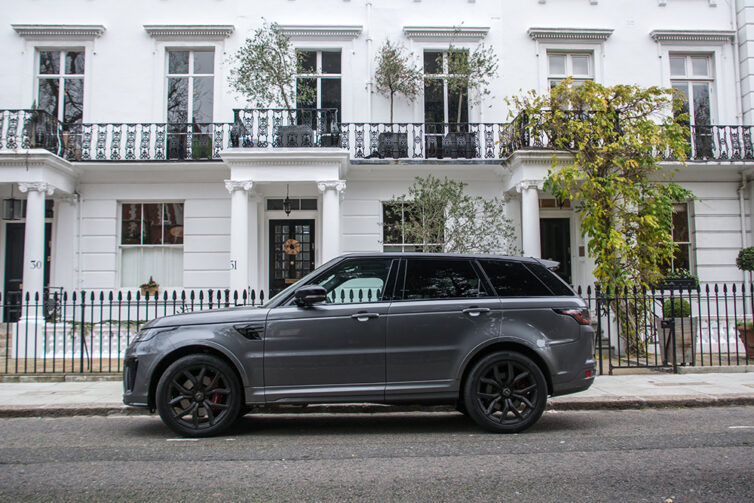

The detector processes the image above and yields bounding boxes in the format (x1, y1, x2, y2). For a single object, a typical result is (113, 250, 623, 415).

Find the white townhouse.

(2, 0, 754, 314)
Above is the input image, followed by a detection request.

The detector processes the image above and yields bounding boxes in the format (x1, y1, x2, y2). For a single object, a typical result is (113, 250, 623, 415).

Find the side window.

(403, 259, 486, 300)
(313, 258, 392, 303)
(478, 260, 552, 297)
(525, 263, 576, 296)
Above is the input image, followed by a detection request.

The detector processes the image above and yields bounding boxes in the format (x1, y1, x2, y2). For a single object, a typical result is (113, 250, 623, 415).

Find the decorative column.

(517, 181, 542, 258)
(317, 181, 346, 263)
(225, 180, 254, 294)
(18, 182, 54, 301)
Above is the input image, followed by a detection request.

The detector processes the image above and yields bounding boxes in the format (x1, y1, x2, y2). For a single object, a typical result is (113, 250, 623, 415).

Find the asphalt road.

(0, 407, 753, 502)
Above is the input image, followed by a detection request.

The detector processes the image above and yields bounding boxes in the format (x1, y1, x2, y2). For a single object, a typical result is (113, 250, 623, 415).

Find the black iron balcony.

(0, 109, 61, 155)
(230, 108, 340, 148)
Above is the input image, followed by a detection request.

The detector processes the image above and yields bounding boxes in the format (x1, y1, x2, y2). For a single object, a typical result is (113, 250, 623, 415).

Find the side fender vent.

(234, 324, 265, 340)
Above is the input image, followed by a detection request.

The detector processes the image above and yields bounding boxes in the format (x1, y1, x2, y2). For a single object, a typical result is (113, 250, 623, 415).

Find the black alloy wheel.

(463, 351, 547, 433)
(156, 354, 242, 437)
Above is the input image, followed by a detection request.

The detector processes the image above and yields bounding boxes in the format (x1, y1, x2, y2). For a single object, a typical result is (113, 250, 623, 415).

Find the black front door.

(269, 219, 315, 296)
(540, 218, 571, 284)
(3, 222, 52, 322)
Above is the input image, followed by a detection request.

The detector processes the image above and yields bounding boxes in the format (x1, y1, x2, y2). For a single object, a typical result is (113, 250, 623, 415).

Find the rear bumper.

(551, 359, 597, 397)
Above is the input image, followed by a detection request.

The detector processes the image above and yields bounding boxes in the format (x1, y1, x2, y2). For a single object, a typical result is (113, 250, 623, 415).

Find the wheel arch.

(147, 344, 246, 411)
(458, 340, 553, 401)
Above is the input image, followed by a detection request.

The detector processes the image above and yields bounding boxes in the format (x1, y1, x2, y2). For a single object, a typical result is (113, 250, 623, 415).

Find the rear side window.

(525, 263, 575, 296)
(478, 259, 551, 297)
(403, 259, 487, 299)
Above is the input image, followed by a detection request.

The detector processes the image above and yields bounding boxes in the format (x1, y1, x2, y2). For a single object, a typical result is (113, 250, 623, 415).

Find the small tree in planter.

(229, 20, 316, 146)
(735, 247, 754, 358)
(657, 297, 696, 365)
(373, 41, 422, 158)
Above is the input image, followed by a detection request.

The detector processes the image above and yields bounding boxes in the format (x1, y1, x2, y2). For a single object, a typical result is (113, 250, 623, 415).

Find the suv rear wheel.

(463, 351, 547, 433)
(156, 354, 242, 437)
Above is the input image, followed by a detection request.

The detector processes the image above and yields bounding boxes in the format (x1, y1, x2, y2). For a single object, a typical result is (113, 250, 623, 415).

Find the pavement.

(0, 369, 753, 417)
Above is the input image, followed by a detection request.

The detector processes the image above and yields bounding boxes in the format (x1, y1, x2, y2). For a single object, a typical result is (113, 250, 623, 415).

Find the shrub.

(736, 247, 754, 271)
(663, 298, 691, 318)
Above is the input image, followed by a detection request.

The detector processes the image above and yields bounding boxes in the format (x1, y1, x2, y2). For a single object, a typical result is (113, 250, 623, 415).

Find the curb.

(1, 395, 753, 418)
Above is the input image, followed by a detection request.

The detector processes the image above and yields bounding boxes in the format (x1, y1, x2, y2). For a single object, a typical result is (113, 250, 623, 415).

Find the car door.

(385, 258, 503, 400)
(263, 257, 396, 402)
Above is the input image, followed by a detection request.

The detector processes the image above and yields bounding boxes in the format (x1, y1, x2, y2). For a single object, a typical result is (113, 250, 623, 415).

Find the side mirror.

(294, 285, 327, 306)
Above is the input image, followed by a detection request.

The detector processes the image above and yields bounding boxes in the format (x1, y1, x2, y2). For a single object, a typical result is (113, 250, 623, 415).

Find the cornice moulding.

(402, 26, 490, 42)
(650, 29, 735, 43)
(12, 24, 106, 41)
(527, 27, 613, 41)
(277, 25, 363, 40)
(144, 25, 235, 40)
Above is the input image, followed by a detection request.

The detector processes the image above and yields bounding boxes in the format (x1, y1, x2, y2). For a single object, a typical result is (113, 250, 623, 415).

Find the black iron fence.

(1, 285, 752, 375)
(576, 284, 754, 375)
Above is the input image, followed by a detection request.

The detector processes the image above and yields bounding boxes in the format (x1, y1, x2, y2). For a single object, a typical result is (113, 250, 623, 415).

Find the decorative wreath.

(283, 238, 302, 255)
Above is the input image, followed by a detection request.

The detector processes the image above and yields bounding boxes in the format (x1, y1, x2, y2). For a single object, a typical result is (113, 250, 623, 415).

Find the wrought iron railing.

(0, 109, 61, 154)
(230, 108, 340, 148)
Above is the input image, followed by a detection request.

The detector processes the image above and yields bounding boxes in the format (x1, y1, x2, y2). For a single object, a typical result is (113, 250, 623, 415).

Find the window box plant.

(655, 297, 696, 365)
(654, 268, 699, 290)
(139, 277, 159, 297)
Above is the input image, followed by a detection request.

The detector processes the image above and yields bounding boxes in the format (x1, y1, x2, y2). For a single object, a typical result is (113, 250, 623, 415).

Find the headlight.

(130, 327, 176, 346)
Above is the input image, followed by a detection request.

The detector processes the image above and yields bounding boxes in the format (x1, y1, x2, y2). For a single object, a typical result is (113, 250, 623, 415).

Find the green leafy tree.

(229, 20, 314, 109)
(441, 42, 499, 125)
(374, 40, 423, 122)
(384, 175, 517, 254)
(508, 79, 692, 290)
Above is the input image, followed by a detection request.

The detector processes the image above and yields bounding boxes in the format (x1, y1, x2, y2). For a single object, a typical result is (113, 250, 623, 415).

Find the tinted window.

(313, 258, 392, 303)
(478, 260, 551, 297)
(403, 259, 486, 299)
(525, 263, 575, 296)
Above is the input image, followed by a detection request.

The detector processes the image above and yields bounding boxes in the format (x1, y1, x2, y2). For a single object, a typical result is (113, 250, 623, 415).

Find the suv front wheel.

(156, 354, 242, 437)
(463, 351, 547, 433)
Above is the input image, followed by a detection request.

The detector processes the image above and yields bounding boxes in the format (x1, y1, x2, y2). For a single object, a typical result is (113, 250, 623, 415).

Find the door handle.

(351, 312, 380, 322)
(463, 307, 490, 317)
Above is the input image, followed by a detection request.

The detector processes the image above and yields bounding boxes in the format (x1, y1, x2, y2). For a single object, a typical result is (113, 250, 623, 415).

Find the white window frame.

(670, 202, 694, 274)
(34, 49, 86, 123)
(118, 201, 185, 289)
(533, 41, 606, 94)
(547, 51, 594, 88)
(381, 201, 443, 252)
(164, 48, 216, 124)
(668, 53, 716, 125)
(423, 49, 472, 124)
(295, 49, 342, 109)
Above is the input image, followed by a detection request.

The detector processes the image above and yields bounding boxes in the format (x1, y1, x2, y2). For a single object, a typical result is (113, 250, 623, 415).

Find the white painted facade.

(1, 0, 754, 300)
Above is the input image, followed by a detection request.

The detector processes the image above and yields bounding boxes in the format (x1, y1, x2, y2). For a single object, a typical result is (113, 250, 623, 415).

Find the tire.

(156, 354, 242, 437)
(463, 351, 547, 433)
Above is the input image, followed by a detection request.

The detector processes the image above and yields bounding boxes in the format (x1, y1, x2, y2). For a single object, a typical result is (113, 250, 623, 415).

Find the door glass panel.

(269, 220, 316, 296)
(447, 86, 469, 124)
(38, 79, 59, 117)
(298, 50, 316, 73)
(167, 77, 189, 124)
(192, 76, 214, 123)
(403, 259, 484, 299)
(312, 258, 392, 303)
(424, 79, 444, 123)
(692, 82, 711, 124)
(424, 51, 442, 74)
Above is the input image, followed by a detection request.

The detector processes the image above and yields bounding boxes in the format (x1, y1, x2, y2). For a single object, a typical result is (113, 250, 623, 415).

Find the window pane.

(192, 76, 214, 123)
(39, 51, 59, 74)
(548, 54, 566, 75)
(525, 263, 574, 296)
(571, 55, 590, 76)
(300, 199, 317, 210)
(63, 79, 84, 123)
(122, 247, 183, 287)
(424, 79, 444, 123)
(296, 77, 316, 108)
(673, 244, 691, 272)
(479, 260, 551, 297)
(403, 259, 482, 299)
(321, 78, 341, 113)
(424, 51, 442, 74)
(322, 52, 341, 74)
(168, 51, 189, 74)
(670, 56, 686, 76)
(314, 258, 392, 303)
(193, 50, 214, 74)
(298, 50, 316, 73)
(448, 86, 469, 124)
(692, 82, 711, 125)
(143, 203, 163, 244)
(38, 79, 59, 117)
(65, 51, 85, 75)
(672, 204, 689, 242)
(383, 203, 403, 245)
(167, 77, 189, 124)
(267, 199, 284, 210)
(691, 56, 709, 77)
(671, 83, 689, 120)
(121, 203, 142, 245)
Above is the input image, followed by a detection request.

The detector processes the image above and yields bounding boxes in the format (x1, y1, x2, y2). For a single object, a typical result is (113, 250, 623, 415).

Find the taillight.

(554, 308, 591, 325)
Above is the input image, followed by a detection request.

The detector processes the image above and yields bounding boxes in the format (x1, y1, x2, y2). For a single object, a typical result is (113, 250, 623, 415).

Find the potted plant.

(139, 276, 159, 297)
(655, 268, 699, 290)
(230, 20, 316, 148)
(441, 41, 498, 158)
(734, 320, 754, 359)
(656, 297, 696, 365)
(374, 40, 422, 158)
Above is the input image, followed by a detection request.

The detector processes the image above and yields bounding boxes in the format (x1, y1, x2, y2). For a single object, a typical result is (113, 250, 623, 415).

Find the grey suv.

(123, 253, 595, 436)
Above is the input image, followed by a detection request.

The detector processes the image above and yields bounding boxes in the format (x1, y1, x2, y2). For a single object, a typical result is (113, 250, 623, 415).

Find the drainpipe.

(731, 0, 744, 122)
(366, 0, 373, 122)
